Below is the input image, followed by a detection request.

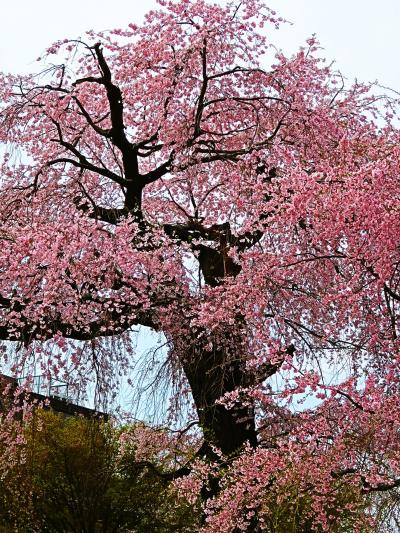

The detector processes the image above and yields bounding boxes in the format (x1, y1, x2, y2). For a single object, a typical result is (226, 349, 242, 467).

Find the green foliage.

(260, 482, 372, 533)
(0, 410, 199, 532)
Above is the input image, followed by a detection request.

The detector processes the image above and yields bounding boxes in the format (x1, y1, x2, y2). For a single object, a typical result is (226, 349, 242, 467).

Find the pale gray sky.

(1, 0, 399, 90)
(268, 0, 400, 89)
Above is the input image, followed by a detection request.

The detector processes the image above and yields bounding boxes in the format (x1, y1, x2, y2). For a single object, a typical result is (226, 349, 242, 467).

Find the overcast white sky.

(0, 0, 399, 90)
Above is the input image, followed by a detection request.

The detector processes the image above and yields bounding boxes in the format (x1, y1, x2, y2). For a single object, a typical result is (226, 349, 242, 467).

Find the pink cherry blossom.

(1, 0, 400, 530)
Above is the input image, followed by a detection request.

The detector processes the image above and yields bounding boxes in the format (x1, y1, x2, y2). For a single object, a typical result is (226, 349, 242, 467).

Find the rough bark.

(175, 243, 258, 458)
(181, 333, 257, 457)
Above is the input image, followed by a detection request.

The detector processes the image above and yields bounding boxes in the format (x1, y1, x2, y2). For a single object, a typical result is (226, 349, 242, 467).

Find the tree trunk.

(171, 243, 258, 458)
(179, 330, 257, 457)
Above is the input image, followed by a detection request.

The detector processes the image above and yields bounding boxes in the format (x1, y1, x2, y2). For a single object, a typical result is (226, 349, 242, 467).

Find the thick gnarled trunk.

(171, 242, 258, 457)
(178, 330, 257, 457)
